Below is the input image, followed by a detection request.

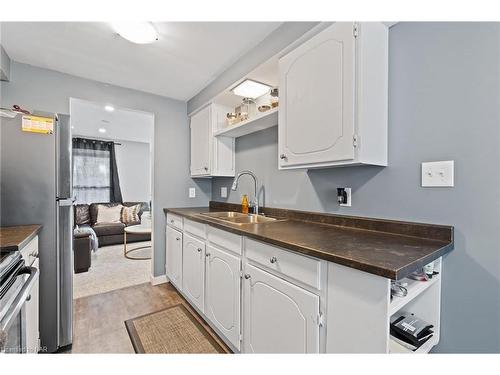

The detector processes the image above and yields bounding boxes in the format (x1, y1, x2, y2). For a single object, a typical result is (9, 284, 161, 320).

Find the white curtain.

(73, 147, 111, 204)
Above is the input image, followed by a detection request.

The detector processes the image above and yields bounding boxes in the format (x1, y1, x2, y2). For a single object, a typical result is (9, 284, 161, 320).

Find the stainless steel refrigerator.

(1, 112, 73, 352)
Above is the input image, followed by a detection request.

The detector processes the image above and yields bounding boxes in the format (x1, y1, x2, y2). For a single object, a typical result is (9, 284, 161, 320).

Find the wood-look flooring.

(71, 282, 230, 353)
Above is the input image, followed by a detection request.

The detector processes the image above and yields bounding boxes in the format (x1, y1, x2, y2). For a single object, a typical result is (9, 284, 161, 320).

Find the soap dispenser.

(241, 194, 249, 214)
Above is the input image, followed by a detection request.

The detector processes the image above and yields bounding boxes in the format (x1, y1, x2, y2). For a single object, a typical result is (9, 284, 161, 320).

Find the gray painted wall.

(114, 140, 151, 203)
(0, 61, 212, 277)
(210, 23, 500, 352)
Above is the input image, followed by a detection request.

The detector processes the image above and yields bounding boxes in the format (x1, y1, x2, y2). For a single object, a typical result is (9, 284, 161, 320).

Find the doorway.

(69, 98, 155, 299)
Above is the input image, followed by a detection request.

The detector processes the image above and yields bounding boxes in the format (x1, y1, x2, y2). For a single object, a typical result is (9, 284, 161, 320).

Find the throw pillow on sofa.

(121, 204, 141, 225)
(95, 204, 123, 224)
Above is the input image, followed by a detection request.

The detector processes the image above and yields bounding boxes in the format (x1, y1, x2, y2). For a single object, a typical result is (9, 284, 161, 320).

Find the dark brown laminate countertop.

(0, 225, 42, 252)
(164, 205, 454, 280)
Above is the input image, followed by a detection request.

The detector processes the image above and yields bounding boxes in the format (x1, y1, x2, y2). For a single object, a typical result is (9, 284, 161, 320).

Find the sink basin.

(199, 212, 285, 226)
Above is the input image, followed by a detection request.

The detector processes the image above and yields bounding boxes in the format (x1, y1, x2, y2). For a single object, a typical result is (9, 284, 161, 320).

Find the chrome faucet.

(231, 170, 259, 215)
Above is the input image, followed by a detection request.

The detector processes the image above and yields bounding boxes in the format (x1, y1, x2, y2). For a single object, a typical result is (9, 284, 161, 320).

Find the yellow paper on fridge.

(22, 115, 54, 134)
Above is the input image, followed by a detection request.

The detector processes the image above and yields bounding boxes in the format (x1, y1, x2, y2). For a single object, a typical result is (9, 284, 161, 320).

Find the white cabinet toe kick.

(165, 216, 443, 353)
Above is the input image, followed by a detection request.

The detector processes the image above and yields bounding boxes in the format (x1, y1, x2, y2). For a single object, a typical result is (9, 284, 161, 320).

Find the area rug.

(125, 304, 228, 354)
(73, 241, 151, 299)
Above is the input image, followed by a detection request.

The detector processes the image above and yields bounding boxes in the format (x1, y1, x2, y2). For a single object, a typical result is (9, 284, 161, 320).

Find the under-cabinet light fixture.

(231, 79, 272, 99)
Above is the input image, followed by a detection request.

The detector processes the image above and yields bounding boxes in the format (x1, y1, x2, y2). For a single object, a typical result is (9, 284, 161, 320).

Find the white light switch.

(220, 187, 228, 198)
(421, 160, 454, 187)
(189, 187, 196, 198)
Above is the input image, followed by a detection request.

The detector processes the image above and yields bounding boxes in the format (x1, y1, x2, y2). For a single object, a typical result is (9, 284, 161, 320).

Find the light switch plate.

(220, 187, 228, 198)
(421, 160, 454, 187)
(189, 187, 196, 198)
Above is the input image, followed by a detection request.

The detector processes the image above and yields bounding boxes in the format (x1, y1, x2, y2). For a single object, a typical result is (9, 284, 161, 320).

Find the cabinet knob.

(279, 154, 287, 160)
(29, 251, 38, 258)
(244, 274, 251, 279)
(205, 253, 211, 257)
(170, 219, 174, 223)
(176, 237, 180, 241)
(270, 256, 278, 264)
(203, 166, 208, 171)
(197, 248, 203, 252)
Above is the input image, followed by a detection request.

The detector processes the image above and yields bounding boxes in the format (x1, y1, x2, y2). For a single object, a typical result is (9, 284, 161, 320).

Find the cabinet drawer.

(245, 238, 321, 290)
(166, 213, 183, 231)
(207, 227, 242, 255)
(184, 219, 206, 239)
(20, 236, 39, 267)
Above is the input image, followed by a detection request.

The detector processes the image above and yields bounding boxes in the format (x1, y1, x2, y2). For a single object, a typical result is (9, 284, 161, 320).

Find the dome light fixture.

(111, 22, 158, 44)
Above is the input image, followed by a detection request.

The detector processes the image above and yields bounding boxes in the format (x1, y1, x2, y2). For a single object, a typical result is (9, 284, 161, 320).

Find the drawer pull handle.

(244, 274, 251, 279)
(280, 154, 287, 160)
(270, 256, 278, 264)
(197, 248, 203, 252)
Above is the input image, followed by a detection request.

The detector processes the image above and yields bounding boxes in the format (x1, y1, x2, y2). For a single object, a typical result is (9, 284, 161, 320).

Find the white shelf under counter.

(389, 275, 441, 316)
(214, 107, 278, 138)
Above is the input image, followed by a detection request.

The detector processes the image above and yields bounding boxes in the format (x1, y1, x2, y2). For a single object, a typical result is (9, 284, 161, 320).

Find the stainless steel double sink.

(198, 211, 285, 226)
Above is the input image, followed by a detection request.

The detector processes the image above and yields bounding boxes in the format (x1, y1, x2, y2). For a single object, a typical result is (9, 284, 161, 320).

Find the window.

(73, 148, 111, 204)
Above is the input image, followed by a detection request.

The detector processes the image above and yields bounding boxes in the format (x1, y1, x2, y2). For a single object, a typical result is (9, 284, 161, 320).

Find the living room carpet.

(73, 241, 151, 299)
(125, 304, 228, 354)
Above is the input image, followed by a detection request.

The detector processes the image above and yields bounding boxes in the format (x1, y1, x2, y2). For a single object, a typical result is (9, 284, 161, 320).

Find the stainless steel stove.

(0, 249, 38, 353)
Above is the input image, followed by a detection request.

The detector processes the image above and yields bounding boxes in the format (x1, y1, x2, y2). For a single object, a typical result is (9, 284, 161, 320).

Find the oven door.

(0, 266, 39, 353)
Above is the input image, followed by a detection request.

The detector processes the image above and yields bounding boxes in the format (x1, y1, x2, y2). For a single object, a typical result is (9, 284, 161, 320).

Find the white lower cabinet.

(166, 226, 183, 289)
(182, 233, 206, 312)
(205, 245, 241, 350)
(243, 264, 320, 353)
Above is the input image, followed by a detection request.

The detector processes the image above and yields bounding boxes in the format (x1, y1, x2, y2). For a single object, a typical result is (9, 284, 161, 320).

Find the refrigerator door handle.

(56, 198, 75, 206)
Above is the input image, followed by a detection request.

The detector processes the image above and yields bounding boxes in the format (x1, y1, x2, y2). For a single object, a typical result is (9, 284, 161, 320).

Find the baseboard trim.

(150, 274, 168, 285)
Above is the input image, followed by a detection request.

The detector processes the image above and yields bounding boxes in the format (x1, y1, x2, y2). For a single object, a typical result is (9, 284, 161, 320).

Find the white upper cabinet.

(190, 103, 235, 177)
(279, 22, 388, 169)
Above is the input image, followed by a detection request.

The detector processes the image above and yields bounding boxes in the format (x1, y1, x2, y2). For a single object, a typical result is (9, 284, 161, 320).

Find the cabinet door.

(243, 264, 320, 353)
(205, 245, 241, 350)
(190, 105, 211, 176)
(279, 22, 356, 168)
(166, 226, 183, 289)
(25, 259, 40, 353)
(182, 234, 205, 312)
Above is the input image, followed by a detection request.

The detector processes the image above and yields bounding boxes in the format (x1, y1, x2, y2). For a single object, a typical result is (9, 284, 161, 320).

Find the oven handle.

(0, 266, 39, 332)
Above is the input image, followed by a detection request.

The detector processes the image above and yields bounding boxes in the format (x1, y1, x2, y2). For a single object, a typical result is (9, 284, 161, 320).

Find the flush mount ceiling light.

(98, 128, 107, 133)
(104, 105, 115, 112)
(111, 22, 158, 44)
(231, 79, 272, 99)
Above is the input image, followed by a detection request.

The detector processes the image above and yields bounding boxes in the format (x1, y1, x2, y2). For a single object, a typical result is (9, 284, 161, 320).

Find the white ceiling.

(0, 22, 282, 100)
(70, 98, 154, 143)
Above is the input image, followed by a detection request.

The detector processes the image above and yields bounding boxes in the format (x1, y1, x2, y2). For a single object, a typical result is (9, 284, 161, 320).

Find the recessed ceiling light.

(111, 22, 158, 44)
(231, 79, 272, 99)
(104, 105, 115, 112)
(98, 128, 107, 133)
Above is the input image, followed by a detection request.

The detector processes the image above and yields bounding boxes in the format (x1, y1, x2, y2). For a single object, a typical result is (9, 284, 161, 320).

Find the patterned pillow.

(95, 204, 123, 224)
(121, 204, 141, 225)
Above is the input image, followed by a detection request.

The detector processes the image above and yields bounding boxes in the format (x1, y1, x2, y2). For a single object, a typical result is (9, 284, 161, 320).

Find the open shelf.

(389, 275, 441, 316)
(389, 336, 438, 354)
(214, 107, 278, 138)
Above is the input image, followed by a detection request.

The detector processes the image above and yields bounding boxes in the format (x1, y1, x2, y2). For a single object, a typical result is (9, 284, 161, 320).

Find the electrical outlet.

(337, 187, 352, 207)
(421, 161, 454, 187)
(221, 187, 228, 198)
(189, 187, 196, 198)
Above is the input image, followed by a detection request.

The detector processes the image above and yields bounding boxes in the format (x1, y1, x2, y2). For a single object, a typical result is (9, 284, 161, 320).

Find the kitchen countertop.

(0, 225, 42, 252)
(164, 205, 454, 280)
